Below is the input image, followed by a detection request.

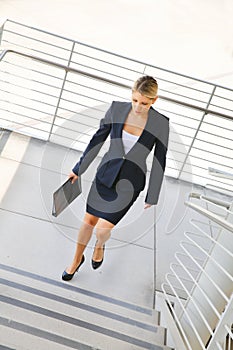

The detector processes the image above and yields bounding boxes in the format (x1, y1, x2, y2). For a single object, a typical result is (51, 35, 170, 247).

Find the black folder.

(52, 177, 82, 217)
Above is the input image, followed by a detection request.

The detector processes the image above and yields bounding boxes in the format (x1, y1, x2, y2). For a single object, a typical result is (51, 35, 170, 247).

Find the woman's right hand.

(69, 171, 78, 184)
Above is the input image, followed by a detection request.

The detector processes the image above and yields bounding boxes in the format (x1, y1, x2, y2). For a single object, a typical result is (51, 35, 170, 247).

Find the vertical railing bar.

(177, 85, 217, 179)
(48, 41, 76, 141)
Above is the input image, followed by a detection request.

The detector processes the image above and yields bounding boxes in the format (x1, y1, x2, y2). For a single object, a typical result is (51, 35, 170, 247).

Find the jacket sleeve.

(72, 103, 113, 176)
(145, 118, 169, 205)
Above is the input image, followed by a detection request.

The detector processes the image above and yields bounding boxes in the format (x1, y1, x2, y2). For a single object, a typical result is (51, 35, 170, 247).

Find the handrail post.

(0, 19, 7, 45)
(153, 205, 157, 309)
(177, 85, 217, 179)
(48, 41, 76, 141)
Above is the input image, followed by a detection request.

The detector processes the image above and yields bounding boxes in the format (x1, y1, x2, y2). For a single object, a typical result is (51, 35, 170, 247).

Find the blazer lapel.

(116, 102, 132, 138)
(113, 102, 131, 155)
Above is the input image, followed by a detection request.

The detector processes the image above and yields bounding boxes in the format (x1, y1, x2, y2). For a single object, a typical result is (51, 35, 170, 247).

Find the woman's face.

(131, 91, 157, 116)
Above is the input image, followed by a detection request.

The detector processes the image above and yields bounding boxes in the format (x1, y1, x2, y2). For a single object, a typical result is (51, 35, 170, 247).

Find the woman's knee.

(96, 218, 114, 231)
(96, 219, 114, 240)
(83, 213, 99, 228)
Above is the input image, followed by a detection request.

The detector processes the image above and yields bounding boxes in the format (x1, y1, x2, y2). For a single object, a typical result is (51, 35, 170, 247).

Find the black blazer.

(73, 101, 169, 205)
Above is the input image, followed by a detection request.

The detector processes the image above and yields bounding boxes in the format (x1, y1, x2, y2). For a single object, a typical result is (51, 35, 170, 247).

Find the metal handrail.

(185, 201, 233, 233)
(1, 48, 233, 121)
(188, 192, 231, 209)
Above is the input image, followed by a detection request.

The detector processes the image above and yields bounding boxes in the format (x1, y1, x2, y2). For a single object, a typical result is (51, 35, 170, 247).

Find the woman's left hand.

(144, 203, 152, 209)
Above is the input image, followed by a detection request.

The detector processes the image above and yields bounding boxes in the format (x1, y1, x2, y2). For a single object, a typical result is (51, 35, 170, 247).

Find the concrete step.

(0, 292, 165, 346)
(0, 263, 159, 325)
(0, 320, 91, 350)
(0, 264, 174, 350)
(0, 301, 171, 350)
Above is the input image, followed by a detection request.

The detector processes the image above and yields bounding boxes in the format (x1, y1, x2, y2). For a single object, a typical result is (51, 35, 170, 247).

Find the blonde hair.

(133, 76, 158, 98)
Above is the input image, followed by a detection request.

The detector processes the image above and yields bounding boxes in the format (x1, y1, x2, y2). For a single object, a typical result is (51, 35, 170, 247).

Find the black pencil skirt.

(86, 176, 140, 225)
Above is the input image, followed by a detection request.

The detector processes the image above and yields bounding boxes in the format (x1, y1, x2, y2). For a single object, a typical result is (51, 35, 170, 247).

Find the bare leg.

(92, 218, 115, 262)
(65, 213, 99, 274)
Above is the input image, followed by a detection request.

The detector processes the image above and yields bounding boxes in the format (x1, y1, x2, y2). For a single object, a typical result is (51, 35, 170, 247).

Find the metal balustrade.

(162, 194, 233, 350)
(0, 19, 233, 193)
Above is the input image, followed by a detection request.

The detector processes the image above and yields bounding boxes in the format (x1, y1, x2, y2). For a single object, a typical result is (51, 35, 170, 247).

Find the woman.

(62, 75, 169, 281)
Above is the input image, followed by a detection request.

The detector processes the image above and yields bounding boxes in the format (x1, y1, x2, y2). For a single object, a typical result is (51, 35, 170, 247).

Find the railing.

(0, 49, 231, 120)
(162, 194, 233, 350)
(1, 19, 233, 193)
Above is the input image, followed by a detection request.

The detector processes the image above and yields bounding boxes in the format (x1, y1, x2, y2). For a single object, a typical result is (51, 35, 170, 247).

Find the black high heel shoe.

(92, 243, 105, 270)
(62, 255, 85, 281)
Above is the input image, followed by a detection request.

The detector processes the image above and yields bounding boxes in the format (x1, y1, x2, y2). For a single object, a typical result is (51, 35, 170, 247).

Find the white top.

(122, 129, 139, 154)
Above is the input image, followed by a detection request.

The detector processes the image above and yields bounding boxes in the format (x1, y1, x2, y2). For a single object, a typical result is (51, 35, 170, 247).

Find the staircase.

(1, 19, 233, 350)
(0, 263, 173, 350)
